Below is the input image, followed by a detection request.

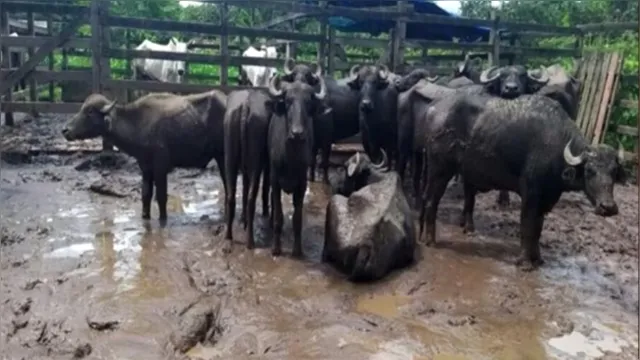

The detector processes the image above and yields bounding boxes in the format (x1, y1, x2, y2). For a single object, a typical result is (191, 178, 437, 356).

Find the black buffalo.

(223, 89, 272, 251)
(267, 75, 328, 257)
(419, 92, 626, 270)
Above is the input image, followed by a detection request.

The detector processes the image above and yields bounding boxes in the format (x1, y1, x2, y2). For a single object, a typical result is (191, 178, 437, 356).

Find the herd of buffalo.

(61, 56, 628, 281)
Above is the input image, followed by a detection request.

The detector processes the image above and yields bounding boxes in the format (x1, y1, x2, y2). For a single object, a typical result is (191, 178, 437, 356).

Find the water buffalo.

(223, 89, 272, 251)
(479, 64, 549, 99)
(345, 64, 399, 168)
(61, 91, 227, 222)
(267, 75, 328, 257)
(419, 93, 626, 270)
(534, 64, 581, 120)
(323, 150, 416, 281)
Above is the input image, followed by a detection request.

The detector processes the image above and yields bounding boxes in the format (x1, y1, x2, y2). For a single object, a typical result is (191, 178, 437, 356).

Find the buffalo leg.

(292, 185, 305, 258)
(154, 172, 169, 223)
(459, 182, 477, 233)
(308, 149, 317, 182)
(245, 168, 261, 250)
(224, 151, 240, 243)
(141, 170, 154, 220)
(320, 145, 330, 184)
(420, 159, 455, 246)
(270, 181, 283, 256)
(261, 163, 270, 219)
(240, 166, 249, 228)
(412, 151, 423, 209)
(517, 200, 544, 271)
(496, 190, 510, 208)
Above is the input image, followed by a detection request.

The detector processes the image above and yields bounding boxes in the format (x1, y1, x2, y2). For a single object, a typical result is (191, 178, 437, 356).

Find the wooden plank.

(577, 22, 638, 32)
(393, 1, 408, 73)
(599, 54, 623, 144)
(615, 125, 638, 137)
(104, 79, 256, 94)
(592, 52, 619, 145)
(27, 10, 37, 108)
(0, 36, 91, 50)
(0, 15, 86, 95)
(106, 15, 323, 43)
(0, 69, 92, 82)
(488, 10, 498, 66)
(620, 99, 638, 109)
(576, 53, 597, 133)
(1, 101, 81, 113)
(90, 0, 101, 94)
(256, 12, 312, 29)
(220, 1, 228, 86)
(1, 5, 15, 126)
(46, 15, 54, 102)
(2, 1, 88, 16)
(586, 53, 612, 141)
(107, 48, 283, 67)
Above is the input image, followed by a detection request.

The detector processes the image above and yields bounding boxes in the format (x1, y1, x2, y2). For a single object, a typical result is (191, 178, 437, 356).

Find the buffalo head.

(281, 58, 323, 86)
(168, 37, 189, 80)
(268, 74, 327, 142)
(393, 68, 439, 93)
(62, 94, 117, 141)
(336, 149, 388, 196)
(347, 64, 392, 113)
(562, 139, 627, 217)
(479, 65, 549, 99)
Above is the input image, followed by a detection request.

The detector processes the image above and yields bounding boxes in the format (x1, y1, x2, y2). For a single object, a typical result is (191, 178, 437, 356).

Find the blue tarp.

(308, 0, 490, 42)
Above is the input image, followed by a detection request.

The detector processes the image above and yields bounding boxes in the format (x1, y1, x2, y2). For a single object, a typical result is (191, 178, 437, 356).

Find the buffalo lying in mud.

(323, 150, 416, 282)
(223, 89, 272, 250)
(267, 75, 328, 257)
(418, 92, 626, 271)
(62, 91, 227, 222)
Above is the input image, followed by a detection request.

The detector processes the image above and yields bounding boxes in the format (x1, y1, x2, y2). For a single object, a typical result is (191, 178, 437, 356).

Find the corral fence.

(0, 0, 637, 157)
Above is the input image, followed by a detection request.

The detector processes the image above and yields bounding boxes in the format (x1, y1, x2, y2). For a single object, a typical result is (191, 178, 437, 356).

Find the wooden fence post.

(1, 5, 14, 126)
(47, 15, 55, 102)
(27, 10, 38, 118)
(220, 1, 228, 87)
(91, 0, 113, 151)
(124, 29, 131, 102)
(488, 9, 500, 66)
(393, 0, 408, 73)
(318, 1, 327, 71)
(327, 26, 335, 76)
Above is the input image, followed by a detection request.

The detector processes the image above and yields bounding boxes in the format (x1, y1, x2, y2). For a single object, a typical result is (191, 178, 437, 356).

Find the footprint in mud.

(169, 296, 224, 354)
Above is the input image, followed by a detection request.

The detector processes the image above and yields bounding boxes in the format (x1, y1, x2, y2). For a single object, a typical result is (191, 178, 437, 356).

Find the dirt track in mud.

(1, 114, 638, 360)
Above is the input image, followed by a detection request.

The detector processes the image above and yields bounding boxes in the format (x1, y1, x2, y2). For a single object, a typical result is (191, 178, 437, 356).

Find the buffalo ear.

(347, 78, 360, 90)
(615, 164, 628, 185)
(561, 167, 576, 183)
(272, 99, 286, 115)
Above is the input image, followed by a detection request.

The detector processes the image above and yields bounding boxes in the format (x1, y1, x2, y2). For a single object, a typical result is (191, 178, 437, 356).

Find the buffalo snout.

(595, 200, 619, 217)
(177, 69, 185, 76)
(502, 82, 521, 97)
(360, 99, 373, 113)
(288, 126, 306, 141)
(61, 126, 73, 140)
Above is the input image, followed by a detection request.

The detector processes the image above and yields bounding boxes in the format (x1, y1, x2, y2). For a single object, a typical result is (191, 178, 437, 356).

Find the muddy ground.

(1, 114, 638, 360)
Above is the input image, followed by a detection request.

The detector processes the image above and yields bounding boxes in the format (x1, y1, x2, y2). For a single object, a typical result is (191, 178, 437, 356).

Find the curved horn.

(268, 74, 283, 98)
(100, 101, 117, 114)
(457, 57, 469, 75)
(313, 61, 323, 78)
(527, 65, 549, 85)
(563, 139, 584, 166)
(378, 64, 389, 80)
(347, 152, 360, 176)
(349, 64, 361, 80)
(371, 148, 388, 170)
(314, 72, 327, 101)
(479, 66, 500, 84)
(617, 141, 625, 163)
(283, 58, 295, 75)
(427, 74, 439, 82)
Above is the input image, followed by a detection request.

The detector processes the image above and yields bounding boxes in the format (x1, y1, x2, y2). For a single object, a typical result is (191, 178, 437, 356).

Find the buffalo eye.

(585, 167, 596, 178)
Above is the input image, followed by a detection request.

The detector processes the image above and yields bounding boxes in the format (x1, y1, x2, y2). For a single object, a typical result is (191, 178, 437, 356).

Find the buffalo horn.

(527, 65, 549, 84)
(617, 141, 625, 163)
(347, 152, 360, 176)
(268, 74, 283, 97)
(283, 58, 295, 75)
(313, 62, 323, 78)
(563, 139, 584, 166)
(100, 101, 117, 114)
(349, 65, 361, 81)
(378, 64, 389, 80)
(427, 75, 439, 82)
(479, 66, 500, 84)
(372, 148, 388, 170)
(314, 73, 327, 101)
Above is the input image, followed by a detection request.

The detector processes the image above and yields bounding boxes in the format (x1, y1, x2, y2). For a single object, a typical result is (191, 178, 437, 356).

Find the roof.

(312, 0, 490, 42)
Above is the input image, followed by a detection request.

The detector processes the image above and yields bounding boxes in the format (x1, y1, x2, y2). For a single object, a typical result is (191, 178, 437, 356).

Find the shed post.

(392, 1, 408, 73)
(220, 1, 229, 87)
(1, 5, 14, 126)
(317, 1, 327, 72)
(27, 10, 38, 118)
(488, 9, 501, 66)
(46, 15, 55, 102)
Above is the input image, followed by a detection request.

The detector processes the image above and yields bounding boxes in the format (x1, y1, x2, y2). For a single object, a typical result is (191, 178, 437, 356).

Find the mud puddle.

(1, 152, 638, 360)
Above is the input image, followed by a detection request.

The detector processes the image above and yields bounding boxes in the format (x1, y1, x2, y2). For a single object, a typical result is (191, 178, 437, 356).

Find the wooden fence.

(0, 0, 637, 151)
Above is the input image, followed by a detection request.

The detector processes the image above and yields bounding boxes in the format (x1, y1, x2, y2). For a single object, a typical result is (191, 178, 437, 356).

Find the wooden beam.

(0, 15, 86, 95)
(577, 22, 638, 32)
(621, 99, 638, 109)
(107, 48, 283, 67)
(616, 125, 638, 137)
(1, 101, 82, 113)
(104, 79, 254, 94)
(2, 1, 88, 16)
(256, 12, 312, 29)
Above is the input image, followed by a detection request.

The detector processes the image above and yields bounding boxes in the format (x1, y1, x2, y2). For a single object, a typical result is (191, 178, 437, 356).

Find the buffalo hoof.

(246, 238, 255, 250)
(516, 254, 544, 272)
(142, 212, 151, 220)
(292, 247, 303, 259)
(159, 218, 168, 228)
(221, 241, 233, 255)
(271, 247, 282, 257)
(463, 223, 475, 234)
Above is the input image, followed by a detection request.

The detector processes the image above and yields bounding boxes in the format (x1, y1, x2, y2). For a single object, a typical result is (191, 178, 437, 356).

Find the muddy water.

(1, 160, 638, 360)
